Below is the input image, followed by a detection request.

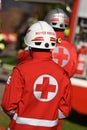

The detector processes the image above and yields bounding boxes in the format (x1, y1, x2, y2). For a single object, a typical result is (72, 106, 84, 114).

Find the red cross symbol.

(36, 77, 56, 99)
(53, 47, 69, 65)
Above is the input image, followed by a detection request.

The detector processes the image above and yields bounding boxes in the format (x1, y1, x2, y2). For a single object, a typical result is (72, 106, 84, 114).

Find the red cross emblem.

(52, 46, 70, 67)
(34, 74, 58, 102)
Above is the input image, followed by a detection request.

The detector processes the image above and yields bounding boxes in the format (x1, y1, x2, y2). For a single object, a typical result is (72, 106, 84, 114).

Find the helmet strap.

(29, 47, 33, 57)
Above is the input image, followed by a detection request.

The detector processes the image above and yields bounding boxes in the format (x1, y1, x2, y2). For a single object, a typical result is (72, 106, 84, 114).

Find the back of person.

(8, 51, 71, 130)
(1, 21, 72, 130)
(52, 38, 77, 77)
(45, 8, 77, 78)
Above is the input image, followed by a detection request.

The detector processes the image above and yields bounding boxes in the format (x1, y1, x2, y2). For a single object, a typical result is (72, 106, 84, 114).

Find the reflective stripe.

(7, 128, 10, 130)
(58, 109, 66, 119)
(7, 110, 15, 115)
(13, 113, 18, 120)
(70, 78, 87, 88)
(13, 113, 58, 127)
(16, 117, 58, 127)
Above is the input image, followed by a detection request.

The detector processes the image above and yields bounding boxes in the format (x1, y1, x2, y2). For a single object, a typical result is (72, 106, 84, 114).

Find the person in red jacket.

(44, 8, 77, 130)
(45, 8, 77, 78)
(1, 21, 72, 130)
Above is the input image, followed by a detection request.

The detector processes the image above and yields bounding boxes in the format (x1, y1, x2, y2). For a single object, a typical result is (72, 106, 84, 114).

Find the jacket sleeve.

(1, 67, 24, 118)
(58, 74, 72, 119)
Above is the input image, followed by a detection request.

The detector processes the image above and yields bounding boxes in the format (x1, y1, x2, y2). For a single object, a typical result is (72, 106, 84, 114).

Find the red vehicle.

(69, 0, 87, 115)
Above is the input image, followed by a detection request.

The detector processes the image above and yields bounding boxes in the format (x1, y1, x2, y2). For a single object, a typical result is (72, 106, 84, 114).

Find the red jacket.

(1, 52, 72, 130)
(17, 49, 31, 62)
(52, 31, 77, 78)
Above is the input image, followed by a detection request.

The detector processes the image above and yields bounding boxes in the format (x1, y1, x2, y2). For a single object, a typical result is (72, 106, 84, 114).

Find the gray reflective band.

(13, 113, 58, 127)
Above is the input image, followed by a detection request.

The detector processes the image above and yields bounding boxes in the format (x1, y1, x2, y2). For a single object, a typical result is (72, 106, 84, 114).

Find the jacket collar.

(32, 51, 52, 60)
(56, 31, 64, 40)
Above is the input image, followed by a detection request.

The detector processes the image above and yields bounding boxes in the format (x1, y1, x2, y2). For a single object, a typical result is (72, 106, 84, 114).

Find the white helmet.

(24, 21, 56, 49)
(45, 8, 69, 30)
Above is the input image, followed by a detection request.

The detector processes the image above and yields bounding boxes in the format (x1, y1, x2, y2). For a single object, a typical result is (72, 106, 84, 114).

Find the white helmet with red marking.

(24, 21, 56, 49)
(45, 8, 69, 30)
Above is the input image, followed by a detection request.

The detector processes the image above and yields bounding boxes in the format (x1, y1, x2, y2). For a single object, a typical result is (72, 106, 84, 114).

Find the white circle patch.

(52, 46, 70, 67)
(34, 74, 58, 102)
